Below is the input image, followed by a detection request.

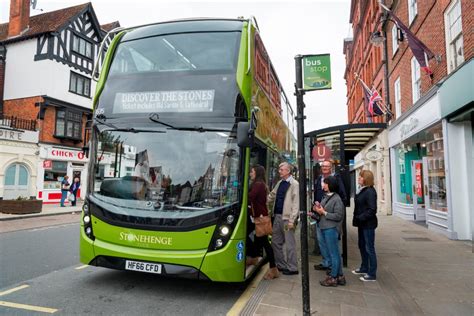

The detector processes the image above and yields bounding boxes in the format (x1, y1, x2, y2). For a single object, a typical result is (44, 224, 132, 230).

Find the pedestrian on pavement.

(267, 162, 299, 275)
(311, 176, 346, 286)
(247, 165, 279, 280)
(313, 160, 347, 271)
(69, 177, 80, 207)
(60, 175, 70, 207)
(352, 170, 378, 282)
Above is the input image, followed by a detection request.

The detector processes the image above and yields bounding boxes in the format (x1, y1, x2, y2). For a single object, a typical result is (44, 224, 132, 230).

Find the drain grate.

(240, 279, 270, 316)
(402, 237, 432, 242)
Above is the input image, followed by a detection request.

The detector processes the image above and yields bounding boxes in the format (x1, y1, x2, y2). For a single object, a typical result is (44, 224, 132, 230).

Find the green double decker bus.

(80, 17, 296, 282)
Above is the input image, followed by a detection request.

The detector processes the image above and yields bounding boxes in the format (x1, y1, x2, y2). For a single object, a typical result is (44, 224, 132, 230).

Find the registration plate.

(125, 260, 162, 274)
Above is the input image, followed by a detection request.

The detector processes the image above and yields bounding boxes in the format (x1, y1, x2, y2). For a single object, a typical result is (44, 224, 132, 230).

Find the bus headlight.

(226, 215, 235, 224)
(83, 215, 90, 224)
(208, 207, 239, 252)
(85, 227, 92, 235)
(219, 225, 230, 236)
(83, 203, 89, 214)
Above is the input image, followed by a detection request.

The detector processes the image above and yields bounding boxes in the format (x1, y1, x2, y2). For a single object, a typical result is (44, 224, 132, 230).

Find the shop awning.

(305, 123, 387, 163)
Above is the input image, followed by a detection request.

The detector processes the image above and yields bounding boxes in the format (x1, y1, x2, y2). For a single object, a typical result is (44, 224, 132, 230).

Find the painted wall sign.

(365, 150, 383, 162)
(44, 147, 88, 161)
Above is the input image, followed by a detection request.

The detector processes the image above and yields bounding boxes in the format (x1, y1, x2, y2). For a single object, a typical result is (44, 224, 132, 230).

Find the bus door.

(245, 144, 267, 274)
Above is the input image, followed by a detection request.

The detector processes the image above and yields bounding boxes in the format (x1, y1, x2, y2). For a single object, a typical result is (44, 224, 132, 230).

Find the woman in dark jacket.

(248, 165, 278, 280)
(311, 176, 346, 287)
(352, 170, 378, 281)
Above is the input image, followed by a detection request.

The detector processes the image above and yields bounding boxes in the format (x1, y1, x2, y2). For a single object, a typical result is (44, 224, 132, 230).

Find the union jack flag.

(365, 88, 384, 117)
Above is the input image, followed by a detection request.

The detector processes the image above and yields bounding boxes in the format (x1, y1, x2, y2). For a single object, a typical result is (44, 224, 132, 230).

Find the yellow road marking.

(0, 285, 29, 297)
(226, 264, 269, 316)
(75, 265, 89, 270)
(0, 301, 57, 313)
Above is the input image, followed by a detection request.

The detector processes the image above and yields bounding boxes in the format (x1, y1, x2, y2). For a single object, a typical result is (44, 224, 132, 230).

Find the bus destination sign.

(113, 90, 215, 114)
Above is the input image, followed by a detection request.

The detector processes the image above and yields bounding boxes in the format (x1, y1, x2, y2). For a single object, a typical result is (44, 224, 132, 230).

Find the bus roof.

(121, 19, 245, 42)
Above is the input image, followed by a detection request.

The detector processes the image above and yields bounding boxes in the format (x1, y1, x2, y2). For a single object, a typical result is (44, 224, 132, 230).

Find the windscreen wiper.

(95, 115, 164, 133)
(149, 112, 233, 133)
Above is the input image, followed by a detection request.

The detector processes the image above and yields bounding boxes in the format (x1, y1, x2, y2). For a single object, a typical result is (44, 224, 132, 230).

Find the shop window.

(69, 71, 91, 98)
(425, 125, 447, 211)
(408, 0, 417, 25)
(411, 57, 421, 103)
(55, 109, 82, 140)
(43, 161, 68, 190)
(444, 0, 464, 74)
(125, 166, 134, 176)
(72, 34, 93, 59)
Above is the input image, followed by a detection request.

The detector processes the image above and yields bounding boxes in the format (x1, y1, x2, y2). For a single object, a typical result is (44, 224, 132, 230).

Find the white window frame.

(391, 25, 399, 56)
(394, 77, 401, 118)
(408, 0, 418, 25)
(444, 0, 464, 74)
(411, 57, 421, 103)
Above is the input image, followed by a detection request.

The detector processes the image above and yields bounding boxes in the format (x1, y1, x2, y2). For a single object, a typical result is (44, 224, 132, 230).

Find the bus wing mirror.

(237, 122, 255, 148)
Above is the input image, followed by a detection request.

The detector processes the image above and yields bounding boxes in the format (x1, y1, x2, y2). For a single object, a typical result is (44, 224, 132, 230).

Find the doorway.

(4, 163, 29, 200)
(411, 160, 426, 221)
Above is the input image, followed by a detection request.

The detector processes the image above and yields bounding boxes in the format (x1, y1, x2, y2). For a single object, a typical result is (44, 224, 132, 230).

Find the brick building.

(0, 0, 119, 203)
(345, 0, 473, 239)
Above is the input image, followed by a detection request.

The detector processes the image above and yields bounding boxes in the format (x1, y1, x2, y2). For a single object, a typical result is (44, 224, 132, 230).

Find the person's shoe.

(277, 267, 288, 273)
(314, 264, 330, 271)
(337, 275, 346, 286)
(282, 270, 299, 275)
(359, 274, 376, 282)
(325, 269, 333, 276)
(351, 268, 368, 275)
(320, 276, 338, 287)
(264, 267, 280, 280)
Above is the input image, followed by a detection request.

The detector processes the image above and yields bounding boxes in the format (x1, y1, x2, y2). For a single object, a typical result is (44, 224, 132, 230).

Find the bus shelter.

(304, 123, 386, 266)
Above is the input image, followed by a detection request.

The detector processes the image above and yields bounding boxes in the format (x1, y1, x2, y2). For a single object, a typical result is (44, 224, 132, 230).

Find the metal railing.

(0, 114, 37, 131)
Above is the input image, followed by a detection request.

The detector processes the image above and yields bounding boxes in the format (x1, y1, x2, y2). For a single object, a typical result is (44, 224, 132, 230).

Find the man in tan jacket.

(268, 162, 299, 275)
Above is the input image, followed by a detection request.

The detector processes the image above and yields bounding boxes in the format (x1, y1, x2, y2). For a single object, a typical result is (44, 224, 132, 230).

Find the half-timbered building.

(0, 0, 119, 204)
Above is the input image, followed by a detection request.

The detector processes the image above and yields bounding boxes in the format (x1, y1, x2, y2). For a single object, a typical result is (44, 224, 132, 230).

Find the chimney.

(8, 0, 30, 37)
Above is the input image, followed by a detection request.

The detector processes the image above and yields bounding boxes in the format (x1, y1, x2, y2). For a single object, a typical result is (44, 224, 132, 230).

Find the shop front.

(388, 88, 454, 238)
(438, 59, 473, 240)
(38, 146, 89, 204)
(0, 128, 39, 200)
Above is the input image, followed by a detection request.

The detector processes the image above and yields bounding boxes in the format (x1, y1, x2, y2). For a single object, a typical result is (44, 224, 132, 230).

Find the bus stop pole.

(294, 55, 310, 316)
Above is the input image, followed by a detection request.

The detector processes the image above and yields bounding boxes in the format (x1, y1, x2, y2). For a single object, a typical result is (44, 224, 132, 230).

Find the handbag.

(68, 193, 75, 202)
(251, 203, 272, 237)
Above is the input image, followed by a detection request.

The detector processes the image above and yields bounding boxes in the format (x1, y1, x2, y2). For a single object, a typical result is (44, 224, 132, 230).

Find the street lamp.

(369, 31, 385, 46)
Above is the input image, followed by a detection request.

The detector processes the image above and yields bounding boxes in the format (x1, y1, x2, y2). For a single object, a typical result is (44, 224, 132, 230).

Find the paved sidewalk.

(242, 214, 473, 316)
(0, 201, 83, 221)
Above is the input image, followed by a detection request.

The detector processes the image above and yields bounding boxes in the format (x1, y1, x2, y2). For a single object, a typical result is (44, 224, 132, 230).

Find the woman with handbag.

(248, 164, 278, 280)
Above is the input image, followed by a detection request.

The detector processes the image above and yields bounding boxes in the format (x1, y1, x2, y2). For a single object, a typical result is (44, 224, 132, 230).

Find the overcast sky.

(1, 0, 351, 132)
